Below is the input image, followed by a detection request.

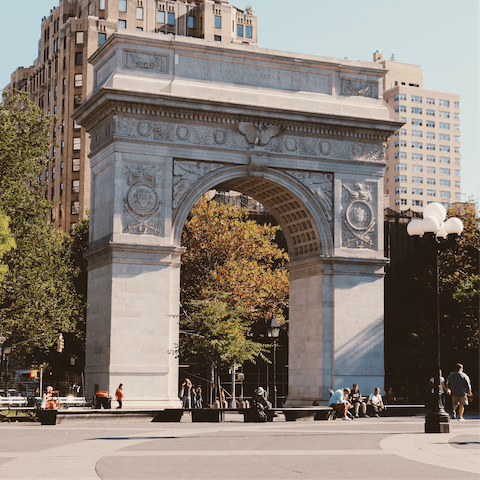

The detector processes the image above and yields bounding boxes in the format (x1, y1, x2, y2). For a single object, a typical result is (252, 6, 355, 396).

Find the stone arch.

(172, 164, 333, 260)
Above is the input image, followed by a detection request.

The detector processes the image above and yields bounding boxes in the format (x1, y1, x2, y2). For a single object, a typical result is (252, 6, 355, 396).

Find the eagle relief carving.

(237, 122, 283, 146)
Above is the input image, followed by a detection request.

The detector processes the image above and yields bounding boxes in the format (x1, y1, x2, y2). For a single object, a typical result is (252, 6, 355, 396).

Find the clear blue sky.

(1, 0, 478, 203)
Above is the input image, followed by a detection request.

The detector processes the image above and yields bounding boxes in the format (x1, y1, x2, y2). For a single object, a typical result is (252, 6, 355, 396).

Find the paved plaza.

(0, 413, 478, 480)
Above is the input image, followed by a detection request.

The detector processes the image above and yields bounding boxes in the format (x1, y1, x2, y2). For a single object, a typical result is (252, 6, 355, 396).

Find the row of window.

(394, 141, 458, 153)
(391, 153, 460, 164)
(395, 129, 459, 141)
(394, 199, 455, 208)
(394, 185, 460, 195)
(394, 106, 458, 119)
(393, 94, 459, 108)
(393, 164, 458, 179)
(396, 118, 454, 130)
(393, 170, 460, 183)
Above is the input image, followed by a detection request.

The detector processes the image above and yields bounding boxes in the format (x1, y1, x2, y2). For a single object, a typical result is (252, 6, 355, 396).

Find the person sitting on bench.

(329, 387, 352, 421)
(367, 387, 385, 417)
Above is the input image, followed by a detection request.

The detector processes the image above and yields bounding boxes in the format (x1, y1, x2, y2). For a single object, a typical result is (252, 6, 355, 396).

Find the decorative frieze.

(92, 116, 386, 163)
(341, 182, 376, 249)
(123, 163, 163, 235)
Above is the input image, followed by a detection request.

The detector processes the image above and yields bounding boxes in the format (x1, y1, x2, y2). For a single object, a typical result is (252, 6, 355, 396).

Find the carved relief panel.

(123, 162, 163, 235)
(341, 182, 377, 249)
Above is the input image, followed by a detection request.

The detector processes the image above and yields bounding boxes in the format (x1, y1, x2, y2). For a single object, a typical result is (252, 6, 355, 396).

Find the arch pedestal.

(75, 31, 399, 407)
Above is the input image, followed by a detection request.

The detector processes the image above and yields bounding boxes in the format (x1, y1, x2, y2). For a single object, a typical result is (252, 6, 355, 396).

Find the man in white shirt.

(329, 388, 352, 421)
(368, 387, 385, 417)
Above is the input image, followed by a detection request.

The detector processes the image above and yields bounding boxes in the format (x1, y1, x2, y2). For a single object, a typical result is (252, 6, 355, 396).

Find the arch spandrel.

(171, 162, 334, 260)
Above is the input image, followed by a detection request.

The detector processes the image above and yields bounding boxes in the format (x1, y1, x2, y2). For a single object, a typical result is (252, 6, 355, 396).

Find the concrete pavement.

(0, 413, 478, 479)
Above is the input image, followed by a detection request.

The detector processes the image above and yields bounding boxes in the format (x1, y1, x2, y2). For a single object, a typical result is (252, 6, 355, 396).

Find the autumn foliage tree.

(180, 195, 289, 378)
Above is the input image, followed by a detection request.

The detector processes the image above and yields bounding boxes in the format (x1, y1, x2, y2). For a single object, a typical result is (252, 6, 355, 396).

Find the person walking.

(446, 363, 472, 421)
(115, 384, 124, 409)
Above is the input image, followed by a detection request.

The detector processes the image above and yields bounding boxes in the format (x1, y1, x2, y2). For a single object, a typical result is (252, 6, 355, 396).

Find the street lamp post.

(0, 337, 13, 396)
(406, 202, 463, 434)
(267, 318, 281, 408)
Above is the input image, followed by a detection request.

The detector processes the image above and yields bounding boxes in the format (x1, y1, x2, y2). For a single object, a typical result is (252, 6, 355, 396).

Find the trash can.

(94, 391, 112, 409)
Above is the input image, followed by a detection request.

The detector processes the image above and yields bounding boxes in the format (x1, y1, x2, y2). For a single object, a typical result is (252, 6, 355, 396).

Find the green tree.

(0, 211, 16, 280)
(0, 90, 83, 359)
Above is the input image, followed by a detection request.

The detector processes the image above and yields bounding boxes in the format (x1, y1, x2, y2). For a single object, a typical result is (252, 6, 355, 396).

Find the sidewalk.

(0, 414, 478, 479)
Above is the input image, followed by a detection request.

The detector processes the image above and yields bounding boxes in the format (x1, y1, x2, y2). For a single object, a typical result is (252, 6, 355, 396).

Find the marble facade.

(75, 31, 401, 407)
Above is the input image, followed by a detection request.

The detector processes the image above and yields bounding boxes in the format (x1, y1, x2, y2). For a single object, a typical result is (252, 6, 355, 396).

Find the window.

(426, 97, 435, 105)
(427, 166, 435, 174)
(52, 167, 55, 179)
(426, 143, 435, 151)
(168, 12, 175, 25)
(426, 120, 435, 128)
(158, 11, 165, 23)
(395, 187, 407, 194)
(426, 132, 435, 139)
(426, 109, 435, 116)
(76, 31, 84, 44)
(439, 168, 450, 175)
(411, 107, 422, 114)
(214, 15, 221, 28)
(75, 52, 83, 65)
(119, 0, 127, 12)
(395, 163, 407, 171)
(427, 155, 435, 162)
(412, 176, 423, 184)
(412, 200, 424, 207)
(394, 94, 406, 101)
(439, 156, 450, 164)
(412, 188, 423, 195)
(396, 117, 407, 122)
(454, 124, 460, 131)
(440, 191, 451, 198)
(246, 25, 252, 38)
(119, 19, 127, 29)
(188, 16, 195, 28)
(453, 136, 461, 144)
(54, 84, 58, 99)
(395, 175, 407, 183)
(395, 128, 407, 136)
(411, 95, 422, 103)
(412, 153, 423, 161)
(454, 101, 460, 109)
(99, 0, 105, 9)
(411, 142, 423, 149)
(71, 201, 80, 215)
(137, 27, 143, 31)
(60, 161, 64, 175)
(214, 35, 221, 41)
(411, 165, 423, 172)
(136, 7, 143, 20)
(412, 130, 422, 137)
(440, 179, 451, 187)
(439, 122, 450, 130)
(411, 118, 422, 126)
(61, 140, 64, 155)
(72, 159, 80, 172)
(439, 111, 450, 118)
(455, 192, 462, 200)
(454, 146, 460, 154)
(455, 158, 460, 165)
(72, 179, 80, 193)
(427, 178, 436, 185)
(98, 32, 107, 45)
(74, 74, 82, 87)
(454, 113, 460, 120)
(237, 24, 243, 37)
(439, 99, 450, 107)
(395, 199, 407, 206)
(438, 134, 450, 141)
(455, 169, 461, 176)
(395, 152, 407, 159)
(439, 145, 450, 152)
(395, 140, 407, 148)
(88, 2, 92, 15)
(395, 105, 407, 113)
(427, 189, 436, 197)
(455, 180, 461, 188)
(73, 137, 81, 151)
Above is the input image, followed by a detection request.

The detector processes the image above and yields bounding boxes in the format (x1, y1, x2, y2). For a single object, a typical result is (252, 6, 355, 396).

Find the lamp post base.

(425, 412, 450, 433)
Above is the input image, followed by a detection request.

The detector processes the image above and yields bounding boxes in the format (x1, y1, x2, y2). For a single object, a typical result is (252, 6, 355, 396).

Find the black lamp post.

(0, 337, 13, 395)
(267, 317, 281, 408)
(407, 202, 463, 433)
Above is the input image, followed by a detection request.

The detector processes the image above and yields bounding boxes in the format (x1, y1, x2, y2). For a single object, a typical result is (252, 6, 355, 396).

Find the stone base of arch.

(284, 256, 386, 406)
